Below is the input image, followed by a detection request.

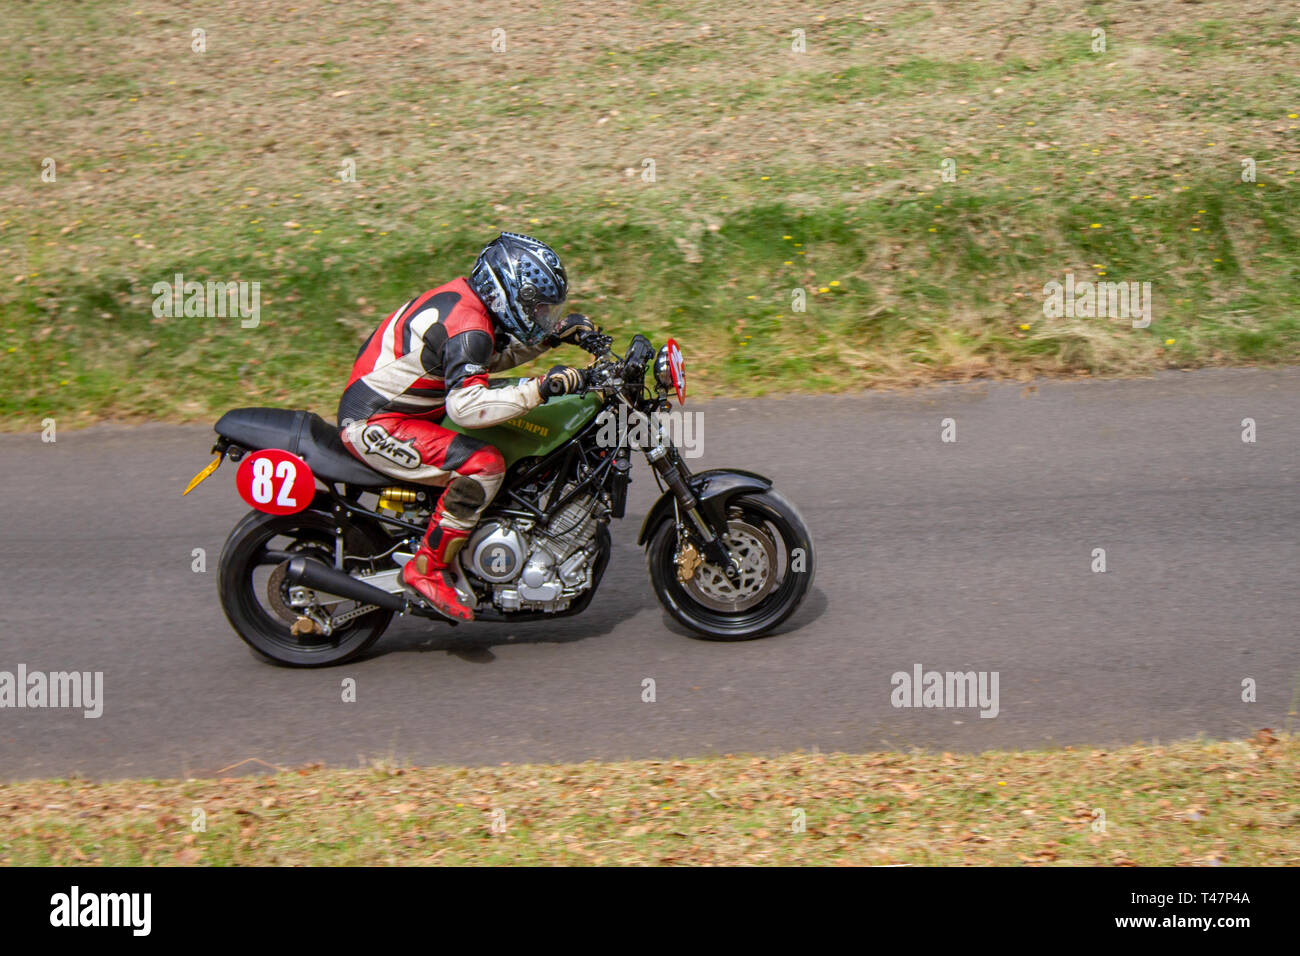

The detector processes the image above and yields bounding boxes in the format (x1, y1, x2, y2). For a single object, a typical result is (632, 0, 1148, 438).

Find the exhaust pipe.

(285, 557, 407, 613)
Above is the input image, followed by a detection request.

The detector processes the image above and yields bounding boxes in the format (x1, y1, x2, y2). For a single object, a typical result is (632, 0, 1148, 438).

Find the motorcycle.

(184, 331, 815, 666)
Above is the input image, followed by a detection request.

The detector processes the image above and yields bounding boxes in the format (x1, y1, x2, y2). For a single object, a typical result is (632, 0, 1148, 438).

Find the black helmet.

(469, 232, 568, 345)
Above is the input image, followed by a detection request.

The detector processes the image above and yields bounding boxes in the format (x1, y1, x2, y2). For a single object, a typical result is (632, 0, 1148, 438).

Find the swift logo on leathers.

(361, 424, 420, 469)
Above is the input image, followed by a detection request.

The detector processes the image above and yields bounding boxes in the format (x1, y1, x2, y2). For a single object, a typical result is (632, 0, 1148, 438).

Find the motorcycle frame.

(212, 338, 761, 616)
(311, 411, 622, 544)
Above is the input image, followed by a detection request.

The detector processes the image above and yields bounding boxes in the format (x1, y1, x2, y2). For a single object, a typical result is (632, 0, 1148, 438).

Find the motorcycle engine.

(465, 485, 604, 613)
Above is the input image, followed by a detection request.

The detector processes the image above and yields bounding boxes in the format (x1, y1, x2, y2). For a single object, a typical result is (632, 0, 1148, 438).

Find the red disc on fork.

(665, 338, 686, 404)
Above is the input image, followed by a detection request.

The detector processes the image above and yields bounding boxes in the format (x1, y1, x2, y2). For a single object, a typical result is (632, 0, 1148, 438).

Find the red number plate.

(235, 449, 315, 515)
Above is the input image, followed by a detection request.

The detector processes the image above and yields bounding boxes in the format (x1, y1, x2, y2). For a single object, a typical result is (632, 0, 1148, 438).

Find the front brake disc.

(683, 518, 778, 613)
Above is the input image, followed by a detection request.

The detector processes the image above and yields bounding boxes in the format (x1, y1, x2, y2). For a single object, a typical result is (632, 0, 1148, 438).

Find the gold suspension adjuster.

(377, 486, 419, 513)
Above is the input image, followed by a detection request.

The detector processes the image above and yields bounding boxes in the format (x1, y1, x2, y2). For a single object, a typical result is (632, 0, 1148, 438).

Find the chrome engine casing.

(466, 489, 604, 613)
(467, 522, 528, 583)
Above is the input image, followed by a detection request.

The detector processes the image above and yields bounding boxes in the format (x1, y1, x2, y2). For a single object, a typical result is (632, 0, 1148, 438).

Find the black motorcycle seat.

(214, 407, 389, 488)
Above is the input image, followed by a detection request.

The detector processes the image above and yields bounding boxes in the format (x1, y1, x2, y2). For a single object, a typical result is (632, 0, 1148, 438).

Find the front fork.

(644, 443, 742, 585)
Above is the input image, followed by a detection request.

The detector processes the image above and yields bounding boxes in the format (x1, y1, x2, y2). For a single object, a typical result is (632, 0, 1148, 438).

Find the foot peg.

(400, 584, 463, 625)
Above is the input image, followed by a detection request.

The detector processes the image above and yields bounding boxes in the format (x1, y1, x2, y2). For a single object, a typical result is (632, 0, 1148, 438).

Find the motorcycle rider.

(337, 232, 593, 622)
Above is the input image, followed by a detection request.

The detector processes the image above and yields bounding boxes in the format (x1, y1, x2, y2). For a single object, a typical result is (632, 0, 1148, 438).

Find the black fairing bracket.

(636, 468, 772, 546)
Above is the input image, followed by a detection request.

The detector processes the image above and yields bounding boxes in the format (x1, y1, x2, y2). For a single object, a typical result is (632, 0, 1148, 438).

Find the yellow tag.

(182, 455, 222, 495)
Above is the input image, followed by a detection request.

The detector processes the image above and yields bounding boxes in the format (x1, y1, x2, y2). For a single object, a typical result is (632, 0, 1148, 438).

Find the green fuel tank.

(441, 382, 604, 468)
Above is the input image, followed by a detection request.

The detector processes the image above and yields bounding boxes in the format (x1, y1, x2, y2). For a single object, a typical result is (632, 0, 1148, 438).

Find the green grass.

(2, 736, 1295, 865)
(4, 174, 1295, 426)
(1, 0, 1297, 429)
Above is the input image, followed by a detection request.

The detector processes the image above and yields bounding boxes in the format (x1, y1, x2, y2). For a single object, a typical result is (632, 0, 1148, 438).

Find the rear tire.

(217, 508, 396, 667)
(647, 488, 814, 641)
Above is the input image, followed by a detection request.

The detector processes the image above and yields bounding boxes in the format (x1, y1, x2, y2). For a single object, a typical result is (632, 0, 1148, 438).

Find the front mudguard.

(636, 468, 773, 546)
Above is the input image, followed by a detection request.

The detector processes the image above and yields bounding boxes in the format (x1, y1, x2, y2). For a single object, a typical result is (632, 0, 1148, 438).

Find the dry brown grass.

(2, 734, 1296, 866)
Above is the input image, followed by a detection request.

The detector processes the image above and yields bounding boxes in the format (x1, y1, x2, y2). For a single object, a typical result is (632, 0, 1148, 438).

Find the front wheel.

(646, 489, 815, 641)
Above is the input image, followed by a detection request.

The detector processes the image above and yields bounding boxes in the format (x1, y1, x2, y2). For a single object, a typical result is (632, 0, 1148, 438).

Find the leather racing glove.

(539, 365, 585, 398)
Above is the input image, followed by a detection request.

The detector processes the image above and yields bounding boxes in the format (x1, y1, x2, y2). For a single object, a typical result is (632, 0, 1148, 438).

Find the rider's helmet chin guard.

(470, 232, 568, 346)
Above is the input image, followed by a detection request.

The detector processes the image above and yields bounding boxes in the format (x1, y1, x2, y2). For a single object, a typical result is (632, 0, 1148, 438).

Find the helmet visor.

(529, 297, 566, 335)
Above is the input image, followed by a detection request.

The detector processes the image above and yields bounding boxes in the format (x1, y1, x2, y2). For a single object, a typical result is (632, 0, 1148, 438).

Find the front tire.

(646, 488, 814, 640)
(217, 507, 396, 667)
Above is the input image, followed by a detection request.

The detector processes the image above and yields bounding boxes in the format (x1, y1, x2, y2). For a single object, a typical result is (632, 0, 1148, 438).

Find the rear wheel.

(647, 489, 814, 640)
(217, 508, 396, 666)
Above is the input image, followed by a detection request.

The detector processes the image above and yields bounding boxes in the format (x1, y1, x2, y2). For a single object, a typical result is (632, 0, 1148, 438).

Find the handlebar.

(575, 331, 657, 400)
(575, 328, 614, 357)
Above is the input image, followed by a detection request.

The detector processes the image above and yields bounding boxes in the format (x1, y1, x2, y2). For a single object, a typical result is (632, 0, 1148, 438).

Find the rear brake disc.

(266, 561, 301, 624)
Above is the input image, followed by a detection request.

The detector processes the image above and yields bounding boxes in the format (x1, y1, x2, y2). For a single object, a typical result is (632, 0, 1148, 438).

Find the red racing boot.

(401, 523, 475, 621)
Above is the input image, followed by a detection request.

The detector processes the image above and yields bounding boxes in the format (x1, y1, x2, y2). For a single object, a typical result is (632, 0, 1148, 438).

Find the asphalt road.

(1, 367, 1296, 780)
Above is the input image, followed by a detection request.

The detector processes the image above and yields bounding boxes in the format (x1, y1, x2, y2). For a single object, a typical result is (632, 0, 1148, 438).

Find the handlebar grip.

(577, 329, 613, 356)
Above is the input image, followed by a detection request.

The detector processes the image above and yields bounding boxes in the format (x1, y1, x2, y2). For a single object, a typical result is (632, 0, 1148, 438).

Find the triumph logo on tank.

(0, 665, 103, 718)
(505, 416, 548, 436)
(890, 665, 999, 718)
(360, 424, 420, 469)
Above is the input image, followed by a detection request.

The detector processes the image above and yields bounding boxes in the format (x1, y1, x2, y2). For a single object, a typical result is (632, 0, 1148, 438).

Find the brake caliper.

(675, 541, 703, 583)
